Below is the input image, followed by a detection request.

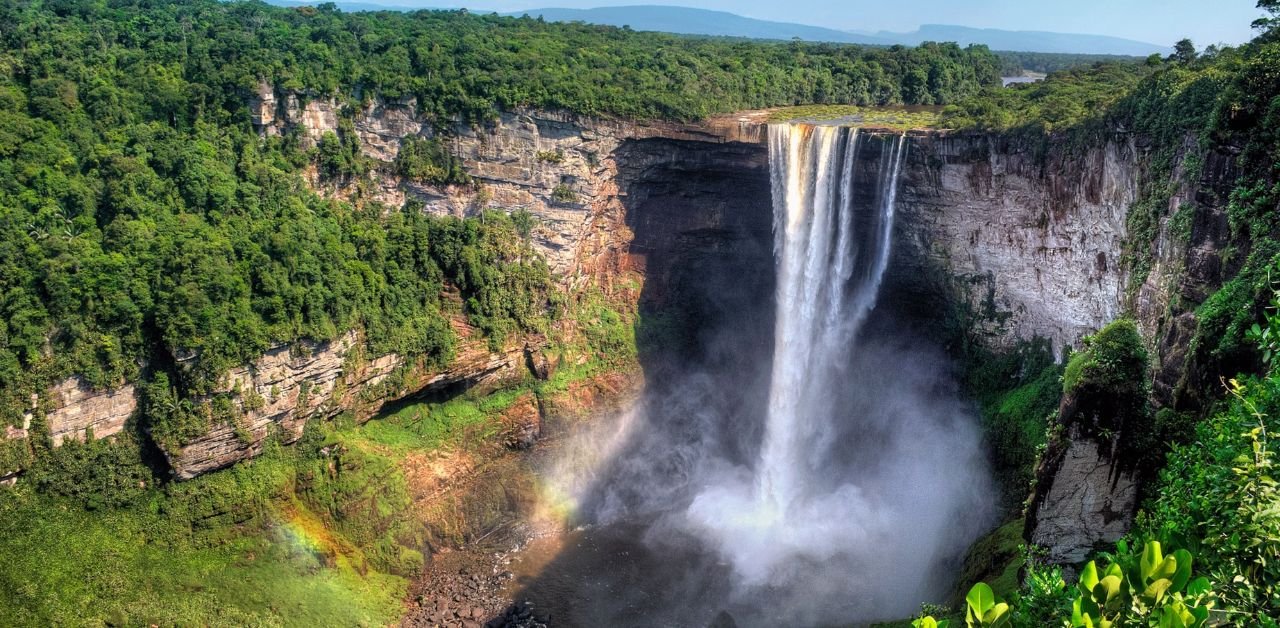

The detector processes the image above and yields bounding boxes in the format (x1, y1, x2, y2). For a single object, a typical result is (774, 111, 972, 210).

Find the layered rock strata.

(28, 91, 1234, 501)
(889, 133, 1140, 355)
(168, 325, 537, 479)
(44, 377, 138, 446)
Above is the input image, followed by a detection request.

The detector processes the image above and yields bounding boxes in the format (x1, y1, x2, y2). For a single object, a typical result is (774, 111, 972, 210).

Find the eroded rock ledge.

(15, 92, 769, 481)
(167, 324, 537, 479)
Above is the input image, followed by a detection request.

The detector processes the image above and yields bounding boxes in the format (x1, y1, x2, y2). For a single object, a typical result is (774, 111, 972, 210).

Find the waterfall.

(683, 124, 922, 588)
(758, 124, 907, 515)
(672, 123, 991, 620)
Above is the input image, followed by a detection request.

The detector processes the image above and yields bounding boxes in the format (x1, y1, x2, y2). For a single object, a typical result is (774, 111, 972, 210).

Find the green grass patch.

(953, 519, 1027, 603)
(766, 105, 943, 130)
(353, 377, 539, 454)
(960, 338, 1063, 510)
(295, 438, 425, 577)
(0, 431, 427, 626)
(0, 483, 405, 627)
(0, 285, 640, 626)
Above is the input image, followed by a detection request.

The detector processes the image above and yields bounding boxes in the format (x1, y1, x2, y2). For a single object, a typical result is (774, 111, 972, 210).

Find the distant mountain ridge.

(873, 24, 1168, 56)
(504, 5, 892, 45)
(514, 6, 1167, 55)
(262, 1, 1168, 55)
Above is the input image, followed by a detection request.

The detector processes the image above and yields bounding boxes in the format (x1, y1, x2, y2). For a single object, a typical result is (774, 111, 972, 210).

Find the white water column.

(757, 124, 907, 516)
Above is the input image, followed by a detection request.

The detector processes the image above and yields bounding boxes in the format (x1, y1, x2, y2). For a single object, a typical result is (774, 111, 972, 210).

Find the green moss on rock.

(1062, 319, 1147, 398)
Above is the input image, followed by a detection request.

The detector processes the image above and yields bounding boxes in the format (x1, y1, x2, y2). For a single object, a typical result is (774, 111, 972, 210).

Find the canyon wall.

(13, 91, 769, 481)
(889, 133, 1141, 356)
(863, 129, 1238, 567)
(248, 84, 763, 281)
(16, 88, 1235, 509)
(250, 86, 1173, 360)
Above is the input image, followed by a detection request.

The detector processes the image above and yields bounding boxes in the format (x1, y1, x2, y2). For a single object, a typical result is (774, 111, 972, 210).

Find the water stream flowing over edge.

(677, 125, 993, 619)
(758, 124, 907, 518)
(520, 123, 997, 625)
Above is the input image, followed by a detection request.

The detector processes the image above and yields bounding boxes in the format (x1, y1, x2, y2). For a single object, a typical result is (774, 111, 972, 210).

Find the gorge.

(3, 97, 1213, 623)
(1, 89, 1230, 624)
(3, 3, 1277, 624)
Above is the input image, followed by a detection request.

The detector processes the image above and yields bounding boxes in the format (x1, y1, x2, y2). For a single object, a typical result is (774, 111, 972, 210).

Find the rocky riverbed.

(398, 371, 642, 628)
(402, 529, 554, 628)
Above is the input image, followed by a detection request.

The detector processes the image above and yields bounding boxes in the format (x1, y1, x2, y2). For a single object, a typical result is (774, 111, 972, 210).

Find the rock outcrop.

(248, 85, 764, 279)
(45, 377, 138, 446)
(167, 324, 535, 479)
(1026, 425, 1140, 566)
(499, 393, 542, 450)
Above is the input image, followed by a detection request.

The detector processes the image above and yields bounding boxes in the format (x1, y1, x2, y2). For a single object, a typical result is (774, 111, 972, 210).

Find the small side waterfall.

(758, 124, 906, 515)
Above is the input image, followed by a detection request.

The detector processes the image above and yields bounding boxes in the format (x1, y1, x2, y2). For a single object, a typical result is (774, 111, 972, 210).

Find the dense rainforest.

(0, 0, 1279, 625)
(919, 5, 1280, 625)
(0, 0, 1001, 432)
(991, 50, 1144, 77)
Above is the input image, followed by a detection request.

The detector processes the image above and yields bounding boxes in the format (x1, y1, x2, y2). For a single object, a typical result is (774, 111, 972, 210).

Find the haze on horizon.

(365, 0, 1264, 50)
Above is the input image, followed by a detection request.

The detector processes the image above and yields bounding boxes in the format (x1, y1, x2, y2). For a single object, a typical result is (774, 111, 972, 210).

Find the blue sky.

(379, 0, 1264, 46)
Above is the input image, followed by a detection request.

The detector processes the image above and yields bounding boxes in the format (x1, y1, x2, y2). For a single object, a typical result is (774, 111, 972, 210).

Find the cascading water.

(547, 122, 994, 624)
(757, 124, 906, 516)
(685, 123, 915, 584)
(675, 124, 992, 620)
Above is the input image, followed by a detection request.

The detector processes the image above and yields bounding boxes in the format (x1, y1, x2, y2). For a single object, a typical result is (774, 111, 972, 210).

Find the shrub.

(1062, 320, 1147, 396)
(535, 149, 564, 164)
(918, 542, 1213, 628)
(551, 183, 578, 204)
(27, 432, 153, 511)
(395, 136, 469, 185)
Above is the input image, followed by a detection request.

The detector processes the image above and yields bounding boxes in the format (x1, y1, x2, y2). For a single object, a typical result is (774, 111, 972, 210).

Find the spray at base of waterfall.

(535, 123, 998, 625)
(675, 125, 996, 618)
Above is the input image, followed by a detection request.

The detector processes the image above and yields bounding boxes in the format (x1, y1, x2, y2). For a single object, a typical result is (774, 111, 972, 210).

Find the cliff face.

(19, 91, 767, 481)
(45, 378, 138, 446)
(887, 133, 1141, 355)
(19, 91, 1233, 503)
(167, 325, 534, 479)
(248, 84, 763, 280)
(871, 130, 1238, 567)
(1135, 143, 1239, 409)
(251, 87, 1154, 357)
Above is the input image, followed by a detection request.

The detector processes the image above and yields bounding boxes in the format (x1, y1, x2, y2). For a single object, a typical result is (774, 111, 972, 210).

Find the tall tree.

(1171, 38, 1197, 63)
(1256, 0, 1280, 32)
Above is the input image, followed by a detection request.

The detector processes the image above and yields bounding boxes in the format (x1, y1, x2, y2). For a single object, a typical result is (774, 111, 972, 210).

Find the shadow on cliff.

(489, 135, 994, 628)
(485, 137, 776, 627)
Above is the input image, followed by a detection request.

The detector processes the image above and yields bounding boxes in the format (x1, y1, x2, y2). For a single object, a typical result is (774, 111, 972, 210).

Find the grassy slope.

(0, 292, 638, 625)
(0, 458, 405, 626)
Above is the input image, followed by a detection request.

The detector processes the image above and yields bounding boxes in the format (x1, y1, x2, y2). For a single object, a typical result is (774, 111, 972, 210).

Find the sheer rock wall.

(26, 90, 1233, 524)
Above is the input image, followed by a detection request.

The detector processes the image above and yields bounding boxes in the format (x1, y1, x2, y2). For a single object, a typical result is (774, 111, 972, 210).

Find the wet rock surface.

(402, 526, 556, 628)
